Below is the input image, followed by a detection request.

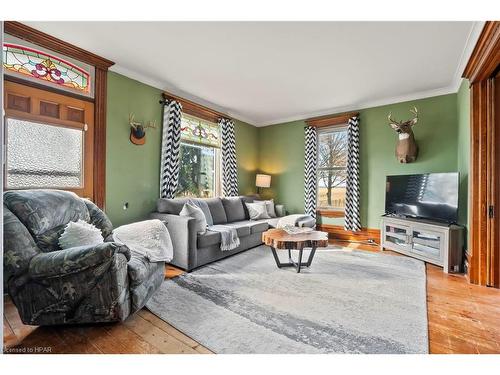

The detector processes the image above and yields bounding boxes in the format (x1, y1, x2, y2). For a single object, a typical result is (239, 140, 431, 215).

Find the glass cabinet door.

(385, 224, 411, 250)
(411, 229, 442, 261)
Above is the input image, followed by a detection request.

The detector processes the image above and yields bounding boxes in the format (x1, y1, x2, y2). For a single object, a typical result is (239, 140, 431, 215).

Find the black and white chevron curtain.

(304, 126, 318, 218)
(344, 116, 361, 231)
(219, 118, 239, 196)
(160, 99, 182, 198)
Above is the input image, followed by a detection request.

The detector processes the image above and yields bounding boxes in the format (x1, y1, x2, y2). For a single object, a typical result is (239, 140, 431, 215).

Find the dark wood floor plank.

(122, 313, 198, 354)
(53, 326, 103, 354)
(138, 309, 203, 349)
(101, 323, 163, 354)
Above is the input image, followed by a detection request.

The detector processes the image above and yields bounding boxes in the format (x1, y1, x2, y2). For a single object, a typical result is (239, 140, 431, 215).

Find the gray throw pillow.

(245, 202, 271, 220)
(255, 199, 277, 218)
(188, 199, 214, 226)
(221, 197, 246, 222)
(180, 202, 207, 234)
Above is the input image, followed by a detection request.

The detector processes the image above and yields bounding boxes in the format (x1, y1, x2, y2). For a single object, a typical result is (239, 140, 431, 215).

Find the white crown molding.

(254, 85, 458, 127)
(109, 64, 258, 126)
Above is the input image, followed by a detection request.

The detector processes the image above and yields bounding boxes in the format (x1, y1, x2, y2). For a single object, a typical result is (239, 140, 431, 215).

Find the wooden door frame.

(3, 21, 114, 209)
(463, 21, 500, 286)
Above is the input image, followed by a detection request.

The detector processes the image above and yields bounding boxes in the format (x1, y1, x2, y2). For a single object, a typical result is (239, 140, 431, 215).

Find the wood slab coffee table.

(262, 228, 329, 273)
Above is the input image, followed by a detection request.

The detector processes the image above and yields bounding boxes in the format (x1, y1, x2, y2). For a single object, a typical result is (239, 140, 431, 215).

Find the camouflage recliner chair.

(3, 190, 165, 326)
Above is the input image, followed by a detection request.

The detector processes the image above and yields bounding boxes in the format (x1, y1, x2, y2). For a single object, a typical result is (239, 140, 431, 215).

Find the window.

(317, 126, 348, 211)
(176, 115, 221, 198)
(3, 43, 92, 95)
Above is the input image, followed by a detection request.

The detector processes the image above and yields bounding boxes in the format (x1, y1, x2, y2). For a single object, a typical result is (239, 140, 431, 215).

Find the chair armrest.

(275, 204, 287, 217)
(29, 242, 131, 279)
(149, 212, 197, 270)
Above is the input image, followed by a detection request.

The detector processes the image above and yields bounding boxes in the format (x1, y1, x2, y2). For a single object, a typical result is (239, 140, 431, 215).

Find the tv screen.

(385, 172, 459, 223)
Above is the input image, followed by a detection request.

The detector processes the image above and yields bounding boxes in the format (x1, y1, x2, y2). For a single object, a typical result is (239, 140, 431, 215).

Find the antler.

(409, 106, 418, 125)
(387, 112, 400, 125)
(143, 120, 157, 130)
(129, 113, 139, 130)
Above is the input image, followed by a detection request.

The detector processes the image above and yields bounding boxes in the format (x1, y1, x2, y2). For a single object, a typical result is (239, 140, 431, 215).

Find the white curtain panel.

(344, 116, 361, 231)
(220, 118, 239, 196)
(160, 99, 182, 199)
(304, 125, 318, 218)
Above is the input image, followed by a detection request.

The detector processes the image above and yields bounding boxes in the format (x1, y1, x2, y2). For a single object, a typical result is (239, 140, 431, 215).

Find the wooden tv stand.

(380, 215, 464, 273)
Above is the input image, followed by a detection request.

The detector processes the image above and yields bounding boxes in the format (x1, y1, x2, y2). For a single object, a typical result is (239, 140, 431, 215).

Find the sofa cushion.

(205, 198, 227, 224)
(198, 221, 256, 248)
(248, 221, 269, 234)
(221, 197, 246, 222)
(157, 198, 188, 215)
(197, 231, 221, 248)
(264, 218, 280, 228)
(224, 221, 252, 237)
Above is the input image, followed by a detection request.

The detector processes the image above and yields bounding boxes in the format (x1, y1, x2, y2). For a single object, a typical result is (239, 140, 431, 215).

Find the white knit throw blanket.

(277, 214, 313, 228)
(113, 219, 173, 262)
(207, 225, 240, 251)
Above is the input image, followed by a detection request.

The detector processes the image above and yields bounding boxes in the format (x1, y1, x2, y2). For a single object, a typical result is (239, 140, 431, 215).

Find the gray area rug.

(146, 246, 428, 354)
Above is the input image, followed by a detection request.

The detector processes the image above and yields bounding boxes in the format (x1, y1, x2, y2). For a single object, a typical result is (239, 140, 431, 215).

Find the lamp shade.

(256, 174, 271, 188)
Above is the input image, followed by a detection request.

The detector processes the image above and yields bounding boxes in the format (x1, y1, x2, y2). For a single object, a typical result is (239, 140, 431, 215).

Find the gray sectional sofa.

(150, 196, 286, 271)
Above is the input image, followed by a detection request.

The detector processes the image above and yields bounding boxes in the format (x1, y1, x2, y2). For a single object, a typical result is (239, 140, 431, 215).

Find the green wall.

(105, 71, 469, 231)
(106, 72, 164, 227)
(234, 119, 259, 196)
(457, 79, 470, 246)
(105, 72, 258, 226)
(258, 93, 460, 229)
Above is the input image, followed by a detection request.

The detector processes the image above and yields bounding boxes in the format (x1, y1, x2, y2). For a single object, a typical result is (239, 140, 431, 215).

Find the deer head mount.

(129, 113, 157, 145)
(388, 107, 419, 163)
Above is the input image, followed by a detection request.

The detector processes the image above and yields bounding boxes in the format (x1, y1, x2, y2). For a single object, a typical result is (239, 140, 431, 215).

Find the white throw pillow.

(58, 220, 104, 249)
(245, 202, 271, 220)
(180, 202, 207, 234)
(255, 199, 277, 218)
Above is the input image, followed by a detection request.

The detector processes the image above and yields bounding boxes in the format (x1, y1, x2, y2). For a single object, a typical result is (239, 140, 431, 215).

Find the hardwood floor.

(3, 245, 500, 354)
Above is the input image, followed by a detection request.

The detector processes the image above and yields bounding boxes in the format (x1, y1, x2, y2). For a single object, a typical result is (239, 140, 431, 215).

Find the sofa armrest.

(275, 204, 287, 217)
(149, 212, 198, 270)
(29, 242, 131, 279)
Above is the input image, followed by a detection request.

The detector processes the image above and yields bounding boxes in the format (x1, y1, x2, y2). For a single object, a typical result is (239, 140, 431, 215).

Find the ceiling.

(24, 22, 482, 126)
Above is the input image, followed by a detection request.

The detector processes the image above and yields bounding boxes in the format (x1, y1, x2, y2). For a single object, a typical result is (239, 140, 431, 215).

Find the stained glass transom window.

(3, 43, 91, 94)
(180, 114, 221, 148)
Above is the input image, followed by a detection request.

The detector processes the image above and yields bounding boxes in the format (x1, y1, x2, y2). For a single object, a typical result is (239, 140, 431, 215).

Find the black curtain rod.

(159, 99, 173, 105)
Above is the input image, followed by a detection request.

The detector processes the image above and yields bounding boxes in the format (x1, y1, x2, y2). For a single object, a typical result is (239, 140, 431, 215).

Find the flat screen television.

(385, 172, 459, 224)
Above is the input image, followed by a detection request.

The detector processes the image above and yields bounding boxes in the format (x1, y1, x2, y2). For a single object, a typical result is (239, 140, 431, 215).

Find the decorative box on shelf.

(380, 215, 464, 273)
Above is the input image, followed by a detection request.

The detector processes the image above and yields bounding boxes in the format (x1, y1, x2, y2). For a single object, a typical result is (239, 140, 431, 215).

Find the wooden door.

(491, 72, 500, 287)
(464, 21, 500, 287)
(3, 80, 95, 199)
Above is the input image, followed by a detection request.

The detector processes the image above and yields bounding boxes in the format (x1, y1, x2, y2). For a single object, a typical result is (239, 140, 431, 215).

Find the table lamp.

(256, 174, 271, 195)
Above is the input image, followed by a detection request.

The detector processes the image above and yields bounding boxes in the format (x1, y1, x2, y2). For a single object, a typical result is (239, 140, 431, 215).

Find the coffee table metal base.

(270, 246, 317, 273)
